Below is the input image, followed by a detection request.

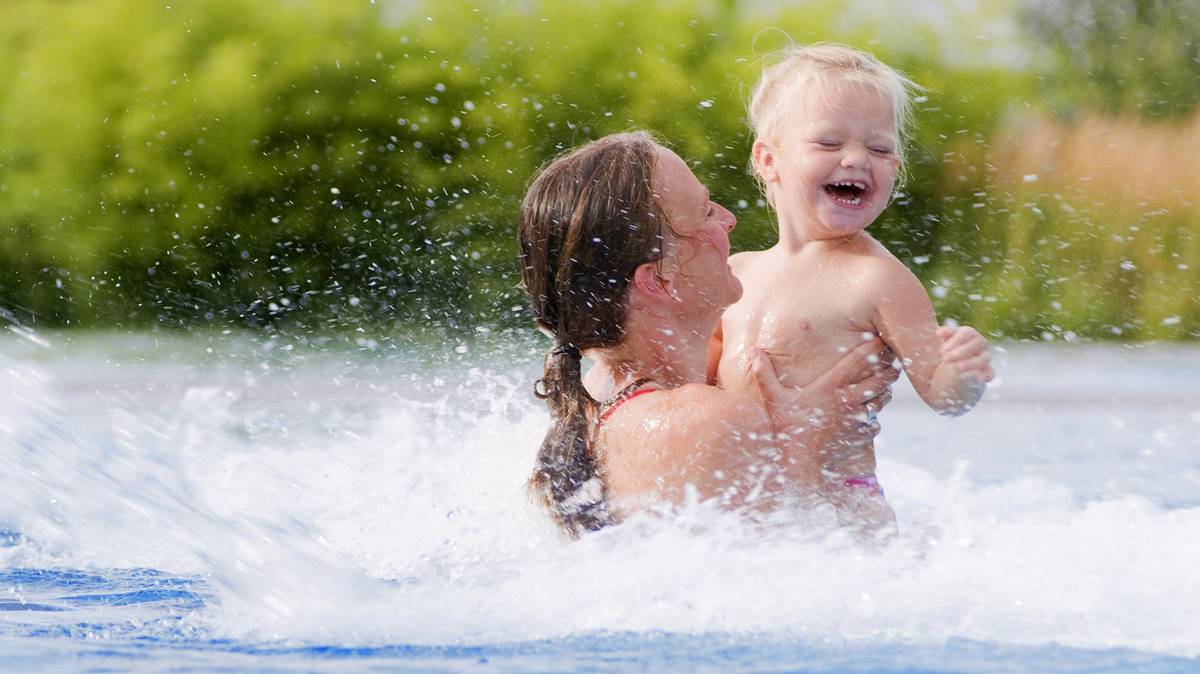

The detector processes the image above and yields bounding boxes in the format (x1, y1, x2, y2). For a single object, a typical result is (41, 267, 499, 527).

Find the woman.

(519, 131, 897, 538)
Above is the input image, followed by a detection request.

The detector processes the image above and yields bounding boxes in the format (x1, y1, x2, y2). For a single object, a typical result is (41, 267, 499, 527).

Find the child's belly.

(718, 299, 874, 397)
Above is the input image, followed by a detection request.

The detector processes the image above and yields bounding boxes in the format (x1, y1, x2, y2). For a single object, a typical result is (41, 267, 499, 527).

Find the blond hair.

(748, 42, 921, 186)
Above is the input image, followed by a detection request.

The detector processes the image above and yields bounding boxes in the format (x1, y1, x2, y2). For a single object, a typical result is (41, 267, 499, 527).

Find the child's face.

(766, 80, 899, 239)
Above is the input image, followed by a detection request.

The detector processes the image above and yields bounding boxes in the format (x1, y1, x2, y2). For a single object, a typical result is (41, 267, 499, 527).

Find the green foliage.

(0, 0, 512, 328)
(0, 0, 1196, 340)
(1019, 0, 1200, 117)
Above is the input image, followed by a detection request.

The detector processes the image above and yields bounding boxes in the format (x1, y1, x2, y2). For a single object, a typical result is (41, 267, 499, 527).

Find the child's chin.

(820, 204, 879, 233)
(820, 218, 871, 237)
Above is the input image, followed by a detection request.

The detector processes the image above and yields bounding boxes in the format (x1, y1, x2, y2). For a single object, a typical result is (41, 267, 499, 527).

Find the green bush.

(1019, 0, 1200, 118)
(0, 0, 1196, 339)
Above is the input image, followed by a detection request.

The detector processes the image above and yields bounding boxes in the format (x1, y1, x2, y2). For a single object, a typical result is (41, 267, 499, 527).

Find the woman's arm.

(744, 338, 899, 496)
(620, 340, 896, 517)
(743, 338, 899, 537)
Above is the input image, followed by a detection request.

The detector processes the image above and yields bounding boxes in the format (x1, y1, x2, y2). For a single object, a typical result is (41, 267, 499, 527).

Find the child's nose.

(841, 145, 869, 169)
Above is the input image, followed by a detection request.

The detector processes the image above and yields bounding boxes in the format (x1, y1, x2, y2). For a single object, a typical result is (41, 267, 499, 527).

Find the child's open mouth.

(823, 180, 868, 206)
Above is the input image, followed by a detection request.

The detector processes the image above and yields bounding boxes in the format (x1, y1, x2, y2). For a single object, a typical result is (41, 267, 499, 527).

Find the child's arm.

(869, 263, 993, 416)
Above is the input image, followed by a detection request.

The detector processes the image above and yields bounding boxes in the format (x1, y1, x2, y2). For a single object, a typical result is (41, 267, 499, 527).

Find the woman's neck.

(593, 315, 712, 392)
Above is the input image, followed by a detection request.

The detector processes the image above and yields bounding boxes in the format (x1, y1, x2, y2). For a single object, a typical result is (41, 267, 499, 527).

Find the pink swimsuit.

(844, 474, 886, 498)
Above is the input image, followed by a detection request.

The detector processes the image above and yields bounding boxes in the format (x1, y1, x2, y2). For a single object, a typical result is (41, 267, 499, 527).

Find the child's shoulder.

(826, 236, 929, 311)
(846, 235, 921, 285)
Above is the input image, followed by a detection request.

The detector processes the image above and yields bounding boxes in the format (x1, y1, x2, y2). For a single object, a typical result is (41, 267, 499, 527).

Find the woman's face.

(651, 147, 742, 314)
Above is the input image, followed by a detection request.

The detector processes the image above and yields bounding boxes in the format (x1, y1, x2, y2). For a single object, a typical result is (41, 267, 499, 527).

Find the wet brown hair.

(518, 131, 668, 537)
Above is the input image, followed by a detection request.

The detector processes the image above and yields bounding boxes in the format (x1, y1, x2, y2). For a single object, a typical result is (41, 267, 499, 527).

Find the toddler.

(713, 44, 994, 526)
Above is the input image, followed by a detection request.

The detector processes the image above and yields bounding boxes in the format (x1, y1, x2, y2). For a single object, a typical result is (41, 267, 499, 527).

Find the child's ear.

(752, 139, 779, 184)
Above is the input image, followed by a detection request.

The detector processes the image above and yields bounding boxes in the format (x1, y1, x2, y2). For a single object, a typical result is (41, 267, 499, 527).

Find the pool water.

(2, 331, 1199, 673)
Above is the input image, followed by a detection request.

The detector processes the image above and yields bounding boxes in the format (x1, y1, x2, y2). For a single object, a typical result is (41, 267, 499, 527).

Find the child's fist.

(936, 325, 994, 383)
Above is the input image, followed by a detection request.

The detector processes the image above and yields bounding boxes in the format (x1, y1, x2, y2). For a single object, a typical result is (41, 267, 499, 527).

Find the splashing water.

(2, 332, 1199, 671)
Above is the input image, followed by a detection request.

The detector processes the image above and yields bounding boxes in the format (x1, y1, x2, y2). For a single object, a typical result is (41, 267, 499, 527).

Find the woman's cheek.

(699, 228, 727, 257)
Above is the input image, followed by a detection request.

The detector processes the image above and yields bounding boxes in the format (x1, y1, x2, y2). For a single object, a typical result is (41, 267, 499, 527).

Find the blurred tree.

(0, 0, 1193, 339)
(1019, 0, 1200, 117)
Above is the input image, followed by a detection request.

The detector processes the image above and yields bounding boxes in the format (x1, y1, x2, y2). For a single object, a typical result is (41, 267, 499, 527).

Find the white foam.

(2, 338, 1199, 656)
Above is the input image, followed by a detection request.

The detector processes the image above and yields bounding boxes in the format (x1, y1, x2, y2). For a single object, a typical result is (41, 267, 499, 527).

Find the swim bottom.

(844, 474, 885, 498)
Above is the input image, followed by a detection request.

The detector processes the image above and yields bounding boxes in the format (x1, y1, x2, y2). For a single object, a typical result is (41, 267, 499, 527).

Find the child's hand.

(936, 325, 994, 383)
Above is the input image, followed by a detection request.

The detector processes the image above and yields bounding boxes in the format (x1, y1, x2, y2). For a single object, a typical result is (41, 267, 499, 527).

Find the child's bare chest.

(720, 261, 876, 390)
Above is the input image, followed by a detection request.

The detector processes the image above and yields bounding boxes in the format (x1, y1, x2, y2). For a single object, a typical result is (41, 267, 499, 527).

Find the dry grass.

(989, 112, 1200, 212)
(937, 111, 1200, 339)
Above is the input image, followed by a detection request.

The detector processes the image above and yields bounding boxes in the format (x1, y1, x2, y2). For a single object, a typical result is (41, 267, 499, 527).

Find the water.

(2, 330, 1199, 673)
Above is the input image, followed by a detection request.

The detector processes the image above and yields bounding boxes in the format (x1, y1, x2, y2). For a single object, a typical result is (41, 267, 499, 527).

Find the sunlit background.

(2, 2, 1198, 672)
(1, 0, 1195, 339)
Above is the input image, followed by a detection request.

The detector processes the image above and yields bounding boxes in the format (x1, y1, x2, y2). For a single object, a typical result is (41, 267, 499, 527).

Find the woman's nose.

(720, 204, 736, 232)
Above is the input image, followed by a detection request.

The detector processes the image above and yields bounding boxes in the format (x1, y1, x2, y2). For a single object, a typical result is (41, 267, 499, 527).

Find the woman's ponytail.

(530, 343, 609, 536)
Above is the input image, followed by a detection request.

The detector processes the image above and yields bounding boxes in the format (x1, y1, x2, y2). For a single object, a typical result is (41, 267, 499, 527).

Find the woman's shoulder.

(606, 383, 770, 444)
(669, 382, 761, 410)
(647, 384, 772, 450)
(603, 383, 772, 501)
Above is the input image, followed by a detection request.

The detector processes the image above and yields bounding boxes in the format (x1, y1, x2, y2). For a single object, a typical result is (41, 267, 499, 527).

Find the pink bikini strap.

(596, 378, 658, 427)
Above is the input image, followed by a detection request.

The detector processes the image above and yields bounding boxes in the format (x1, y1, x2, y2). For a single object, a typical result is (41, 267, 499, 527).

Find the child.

(713, 44, 994, 524)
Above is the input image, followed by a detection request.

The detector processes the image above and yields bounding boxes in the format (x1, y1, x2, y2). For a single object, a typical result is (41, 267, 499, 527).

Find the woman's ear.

(631, 262, 671, 303)
(752, 139, 779, 184)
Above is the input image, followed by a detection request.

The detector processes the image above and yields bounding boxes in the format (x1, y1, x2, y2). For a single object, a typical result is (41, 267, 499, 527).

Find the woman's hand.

(746, 338, 898, 473)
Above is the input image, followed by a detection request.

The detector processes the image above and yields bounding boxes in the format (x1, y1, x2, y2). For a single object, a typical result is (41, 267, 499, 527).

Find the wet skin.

(717, 81, 994, 487)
